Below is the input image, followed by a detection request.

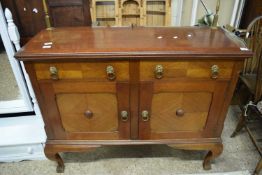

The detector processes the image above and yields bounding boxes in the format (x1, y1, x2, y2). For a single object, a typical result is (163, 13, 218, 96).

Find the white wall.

(174, 0, 238, 26)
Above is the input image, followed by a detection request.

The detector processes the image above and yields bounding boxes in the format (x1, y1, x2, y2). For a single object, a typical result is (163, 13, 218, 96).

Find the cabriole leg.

(169, 142, 223, 171)
(203, 144, 223, 170)
(45, 152, 65, 173)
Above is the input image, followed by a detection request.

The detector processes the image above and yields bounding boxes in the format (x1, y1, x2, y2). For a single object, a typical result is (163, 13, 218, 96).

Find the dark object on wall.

(240, 0, 262, 28)
(1, 0, 92, 44)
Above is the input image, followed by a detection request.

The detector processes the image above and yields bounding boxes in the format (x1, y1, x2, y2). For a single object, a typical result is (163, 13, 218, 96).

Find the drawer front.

(140, 60, 234, 80)
(34, 61, 129, 81)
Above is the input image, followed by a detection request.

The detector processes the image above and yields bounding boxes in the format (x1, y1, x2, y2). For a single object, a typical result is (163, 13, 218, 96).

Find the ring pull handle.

(49, 66, 58, 80)
(155, 64, 164, 79)
(84, 110, 93, 119)
(120, 110, 128, 122)
(141, 110, 150, 121)
(176, 108, 185, 117)
(106, 65, 116, 80)
(211, 65, 219, 79)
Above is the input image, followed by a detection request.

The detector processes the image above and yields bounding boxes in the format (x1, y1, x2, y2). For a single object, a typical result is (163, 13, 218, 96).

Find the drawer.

(140, 61, 234, 80)
(34, 61, 129, 81)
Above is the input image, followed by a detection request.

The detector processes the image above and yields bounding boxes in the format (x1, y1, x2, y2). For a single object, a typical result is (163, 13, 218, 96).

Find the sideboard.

(15, 26, 252, 173)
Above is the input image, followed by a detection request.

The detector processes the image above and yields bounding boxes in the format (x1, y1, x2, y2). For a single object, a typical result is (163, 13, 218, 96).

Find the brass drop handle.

(176, 109, 185, 117)
(120, 110, 128, 122)
(84, 110, 93, 119)
(155, 65, 164, 79)
(106, 65, 116, 80)
(211, 65, 219, 79)
(141, 110, 149, 121)
(49, 66, 58, 80)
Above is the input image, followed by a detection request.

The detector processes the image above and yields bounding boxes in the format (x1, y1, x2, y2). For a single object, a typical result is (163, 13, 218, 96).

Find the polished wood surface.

(140, 60, 234, 80)
(34, 61, 129, 81)
(16, 27, 252, 60)
(57, 93, 118, 132)
(151, 92, 212, 132)
(16, 27, 253, 173)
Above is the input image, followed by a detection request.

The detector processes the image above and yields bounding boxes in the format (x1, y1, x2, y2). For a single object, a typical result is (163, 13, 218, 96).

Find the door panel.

(151, 92, 212, 132)
(139, 80, 229, 140)
(39, 81, 130, 140)
(57, 93, 118, 132)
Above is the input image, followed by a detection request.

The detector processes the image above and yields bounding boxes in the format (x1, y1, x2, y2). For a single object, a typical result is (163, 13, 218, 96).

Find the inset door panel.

(39, 81, 130, 140)
(151, 92, 212, 132)
(57, 93, 118, 133)
(139, 80, 229, 140)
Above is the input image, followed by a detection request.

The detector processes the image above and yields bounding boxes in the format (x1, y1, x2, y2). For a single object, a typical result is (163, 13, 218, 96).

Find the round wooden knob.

(84, 110, 93, 119)
(176, 109, 185, 117)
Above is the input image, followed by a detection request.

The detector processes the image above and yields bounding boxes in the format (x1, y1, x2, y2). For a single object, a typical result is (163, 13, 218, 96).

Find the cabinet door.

(38, 81, 130, 140)
(139, 80, 229, 140)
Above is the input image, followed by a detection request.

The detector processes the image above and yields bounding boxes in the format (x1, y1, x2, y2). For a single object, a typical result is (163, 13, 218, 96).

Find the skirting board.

(0, 143, 46, 162)
(0, 115, 47, 162)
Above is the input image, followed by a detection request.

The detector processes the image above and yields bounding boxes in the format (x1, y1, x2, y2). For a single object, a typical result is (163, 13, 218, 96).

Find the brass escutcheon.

(211, 65, 219, 79)
(155, 64, 164, 79)
(106, 65, 116, 80)
(49, 66, 58, 80)
(121, 110, 128, 122)
(141, 110, 149, 121)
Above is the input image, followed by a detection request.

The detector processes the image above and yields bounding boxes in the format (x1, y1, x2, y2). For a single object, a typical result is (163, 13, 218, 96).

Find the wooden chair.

(230, 16, 262, 175)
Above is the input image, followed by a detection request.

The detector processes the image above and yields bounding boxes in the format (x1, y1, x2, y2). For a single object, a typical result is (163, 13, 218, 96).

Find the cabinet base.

(45, 139, 223, 173)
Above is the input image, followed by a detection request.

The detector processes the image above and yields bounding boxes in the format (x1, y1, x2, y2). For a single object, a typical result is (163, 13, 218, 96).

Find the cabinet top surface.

(16, 27, 252, 61)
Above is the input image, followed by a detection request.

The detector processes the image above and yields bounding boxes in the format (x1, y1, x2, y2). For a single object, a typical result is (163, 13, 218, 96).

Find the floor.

(0, 106, 260, 175)
(0, 51, 20, 101)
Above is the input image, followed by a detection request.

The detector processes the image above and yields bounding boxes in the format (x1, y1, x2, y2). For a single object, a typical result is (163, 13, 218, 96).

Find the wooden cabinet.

(15, 27, 252, 173)
(90, 0, 171, 26)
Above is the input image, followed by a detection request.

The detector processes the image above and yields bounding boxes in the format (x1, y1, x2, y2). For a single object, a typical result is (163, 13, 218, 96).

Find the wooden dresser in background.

(15, 27, 252, 173)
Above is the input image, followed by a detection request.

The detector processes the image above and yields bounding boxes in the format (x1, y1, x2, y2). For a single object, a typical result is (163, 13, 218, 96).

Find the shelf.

(122, 14, 140, 17)
(96, 17, 116, 21)
(146, 0, 166, 2)
(146, 10, 165, 15)
(96, 16, 116, 19)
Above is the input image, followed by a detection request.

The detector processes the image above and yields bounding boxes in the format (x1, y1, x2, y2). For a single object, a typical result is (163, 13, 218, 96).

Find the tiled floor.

(0, 106, 260, 175)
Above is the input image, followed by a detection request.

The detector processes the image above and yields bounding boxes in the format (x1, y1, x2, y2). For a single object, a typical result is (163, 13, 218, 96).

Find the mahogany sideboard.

(15, 27, 252, 173)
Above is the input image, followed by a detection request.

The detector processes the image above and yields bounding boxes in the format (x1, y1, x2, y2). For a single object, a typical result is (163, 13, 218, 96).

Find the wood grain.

(140, 60, 234, 80)
(15, 27, 252, 61)
(150, 92, 212, 132)
(38, 80, 129, 140)
(57, 93, 118, 132)
(18, 27, 252, 172)
(35, 61, 129, 81)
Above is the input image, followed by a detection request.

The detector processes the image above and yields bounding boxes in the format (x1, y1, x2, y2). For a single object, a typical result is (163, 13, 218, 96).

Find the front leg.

(203, 144, 223, 170)
(44, 142, 100, 173)
(169, 142, 223, 170)
(45, 152, 65, 173)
